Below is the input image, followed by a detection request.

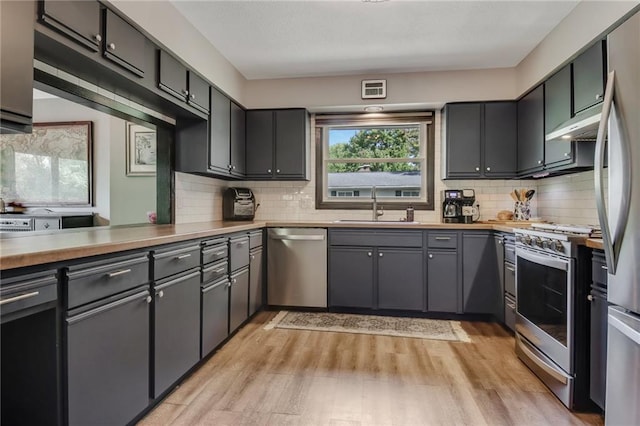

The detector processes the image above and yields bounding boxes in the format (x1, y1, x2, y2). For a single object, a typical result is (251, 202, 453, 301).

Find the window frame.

(315, 112, 435, 210)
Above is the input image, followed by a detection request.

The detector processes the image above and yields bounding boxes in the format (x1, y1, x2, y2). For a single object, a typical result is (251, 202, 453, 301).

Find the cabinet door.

(462, 233, 500, 314)
(427, 251, 458, 313)
(377, 248, 424, 311)
(493, 235, 505, 322)
(573, 41, 606, 114)
(158, 50, 188, 101)
(329, 247, 374, 308)
(1, 0, 35, 131)
(188, 72, 210, 113)
(445, 103, 482, 177)
(484, 102, 517, 177)
(545, 65, 573, 166)
(590, 289, 607, 410)
(201, 279, 230, 358)
(66, 290, 149, 426)
(230, 102, 246, 176)
(154, 270, 200, 397)
(249, 247, 264, 316)
(246, 110, 274, 178)
(209, 88, 231, 174)
(517, 85, 545, 173)
(104, 9, 146, 77)
(229, 267, 249, 333)
(40, 0, 101, 52)
(275, 109, 306, 178)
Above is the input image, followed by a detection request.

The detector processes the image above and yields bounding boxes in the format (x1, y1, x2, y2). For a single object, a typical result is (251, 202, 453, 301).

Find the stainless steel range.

(514, 224, 599, 411)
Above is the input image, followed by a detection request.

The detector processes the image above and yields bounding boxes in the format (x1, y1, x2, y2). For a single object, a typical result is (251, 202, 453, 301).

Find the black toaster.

(223, 188, 256, 220)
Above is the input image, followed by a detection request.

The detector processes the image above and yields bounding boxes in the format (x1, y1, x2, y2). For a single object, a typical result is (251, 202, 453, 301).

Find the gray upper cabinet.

(445, 102, 516, 179)
(209, 88, 232, 175)
(246, 109, 309, 180)
(158, 50, 188, 101)
(544, 64, 573, 167)
(573, 41, 606, 114)
(187, 72, 210, 114)
(517, 85, 545, 174)
(103, 9, 146, 77)
(462, 232, 500, 314)
(230, 102, 246, 176)
(39, 0, 102, 52)
(1, 0, 35, 133)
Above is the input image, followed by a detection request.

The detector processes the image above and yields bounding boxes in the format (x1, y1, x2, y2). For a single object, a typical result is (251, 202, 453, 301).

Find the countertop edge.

(1, 220, 531, 271)
(586, 238, 604, 250)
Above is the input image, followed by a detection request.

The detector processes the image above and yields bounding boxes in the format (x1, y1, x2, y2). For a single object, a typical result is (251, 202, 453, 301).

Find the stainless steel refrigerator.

(594, 8, 640, 426)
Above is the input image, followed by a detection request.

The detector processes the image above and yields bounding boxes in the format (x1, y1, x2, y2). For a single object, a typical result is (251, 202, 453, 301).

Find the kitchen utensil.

(525, 189, 535, 200)
(513, 189, 520, 201)
(510, 191, 519, 202)
(520, 188, 527, 202)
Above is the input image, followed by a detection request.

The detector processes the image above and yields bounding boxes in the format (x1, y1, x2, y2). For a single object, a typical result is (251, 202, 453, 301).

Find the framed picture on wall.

(126, 122, 156, 176)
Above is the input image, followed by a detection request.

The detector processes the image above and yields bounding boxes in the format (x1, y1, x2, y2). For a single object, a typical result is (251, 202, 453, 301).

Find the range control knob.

(553, 240, 565, 253)
(541, 239, 550, 249)
(523, 236, 532, 246)
(533, 237, 544, 248)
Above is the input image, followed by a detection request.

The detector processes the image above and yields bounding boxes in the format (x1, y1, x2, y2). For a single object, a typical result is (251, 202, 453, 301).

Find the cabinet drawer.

(249, 230, 263, 249)
(505, 261, 516, 296)
(202, 259, 228, 284)
(229, 236, 250, 272)
(202, 242, 228, 265)
(427, 232, 458, 249)
(66, 253, 149, 309)
(504, 242, 516, 263)
(0, 270, 58, 320)
(592, 251, 608, 286)
(153, 243, 201, 281)
(329, 230, 422, 248)
(34, 217, 61, 231)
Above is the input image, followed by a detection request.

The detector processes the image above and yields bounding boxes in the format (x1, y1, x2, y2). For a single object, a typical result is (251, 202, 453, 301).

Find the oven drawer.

(505, 261, 515, 296)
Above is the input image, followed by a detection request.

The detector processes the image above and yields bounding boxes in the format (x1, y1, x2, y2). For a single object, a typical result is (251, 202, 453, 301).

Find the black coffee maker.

(442, 190, 463, 223)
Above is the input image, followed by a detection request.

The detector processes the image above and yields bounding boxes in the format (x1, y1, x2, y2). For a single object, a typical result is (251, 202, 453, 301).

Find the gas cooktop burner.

(530, 223, 602, 237)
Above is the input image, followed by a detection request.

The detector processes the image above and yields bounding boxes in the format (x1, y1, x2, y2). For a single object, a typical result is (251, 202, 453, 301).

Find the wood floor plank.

(139, 313, 604, 426)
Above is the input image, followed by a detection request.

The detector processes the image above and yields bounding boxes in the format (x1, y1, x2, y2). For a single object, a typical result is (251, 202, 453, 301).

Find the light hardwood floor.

(139, 311, 604, 426)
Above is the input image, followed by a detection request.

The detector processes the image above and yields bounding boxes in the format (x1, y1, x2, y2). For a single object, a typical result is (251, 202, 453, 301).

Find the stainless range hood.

(545, 103, 602, 143)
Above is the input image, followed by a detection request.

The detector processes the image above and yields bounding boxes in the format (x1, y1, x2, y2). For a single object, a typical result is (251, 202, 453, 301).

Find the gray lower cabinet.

(494, 234, 505, 322)
(377, 248, 424, 310)
(229, 267, 250, 333)
(201, 277, 230, 358)
(153, 269, 201, 397)
(249, 246, 264, 316)
(462, 232, 500, 314)
(427, 250, 459, 313)
(329, 247, 374, 308)
(66, 288, 150, 426)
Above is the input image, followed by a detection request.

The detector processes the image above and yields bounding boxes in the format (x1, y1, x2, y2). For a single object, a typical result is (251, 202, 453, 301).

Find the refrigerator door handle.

(595, 70, 632, 275)
(609, 308, 640, 346)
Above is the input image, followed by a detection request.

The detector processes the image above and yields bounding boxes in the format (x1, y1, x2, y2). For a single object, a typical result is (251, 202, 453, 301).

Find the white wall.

(108, 118, 156, 226)
(32, 97, 111, 223)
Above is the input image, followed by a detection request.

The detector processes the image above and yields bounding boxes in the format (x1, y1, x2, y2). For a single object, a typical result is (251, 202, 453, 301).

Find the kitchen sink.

(332, 220, 420, 224)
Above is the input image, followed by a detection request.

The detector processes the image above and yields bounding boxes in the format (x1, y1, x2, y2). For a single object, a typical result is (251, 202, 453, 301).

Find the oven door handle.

(516, 249, 569, 271)
(516, 335, 569, 385)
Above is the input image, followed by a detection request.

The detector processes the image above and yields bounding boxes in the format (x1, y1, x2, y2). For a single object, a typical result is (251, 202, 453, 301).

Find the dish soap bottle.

(406, 205, 414, 222)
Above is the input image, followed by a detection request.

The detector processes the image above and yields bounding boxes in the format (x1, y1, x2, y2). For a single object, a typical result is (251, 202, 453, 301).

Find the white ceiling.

(171, 0, 580, 80)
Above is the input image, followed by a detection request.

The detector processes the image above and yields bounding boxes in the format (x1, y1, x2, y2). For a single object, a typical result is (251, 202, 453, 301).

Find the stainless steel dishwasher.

(267, 228, 327, 308)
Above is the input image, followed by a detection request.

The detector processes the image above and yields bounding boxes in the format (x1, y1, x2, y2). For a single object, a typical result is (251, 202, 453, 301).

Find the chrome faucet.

(371, 186, 384, 221)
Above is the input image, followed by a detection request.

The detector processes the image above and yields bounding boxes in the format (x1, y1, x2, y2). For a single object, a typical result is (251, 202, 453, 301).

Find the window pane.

(327, 165, 422, 199)
(328, 127, 420, 160)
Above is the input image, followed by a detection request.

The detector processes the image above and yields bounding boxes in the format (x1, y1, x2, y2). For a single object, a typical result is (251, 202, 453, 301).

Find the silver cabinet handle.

(596, 93, 603, 100)
(601, 265, 608, 270)
(213, 251, 226, 256)
(506, 302, 516, 309)
(379, 253, 384, 257)
(227, 282, 232, 288)
(108, 42, 116, 50)
(213, 268, 226, 274)
(538, 160, 543, 164)
(235, 241, 248, 246)
(94, 34, 102, 42)
(475, 167, 480, 171)
(587, 294, 594, 301)
(486, 167, 491, 172)
(367, 252, 372, 257)
(564, 152, 570, 157)
(0, 291, 39, 306)
(190, 93, 196, 100)
(435, 236, 451, 241)
(267, 169, 272, 173)
(175, 253, 192, 260)
(276, 169, 281, 173)
(505, 266, 515, 273)
(251, 255, 255, 260)
(498, 240, 503, 245)
(182, 89, 189, 96)
(232, 278, 237, 284)
(158, 290, 164, 298)
(146, 296, 152, 304)
(107, 269, 131, 278)
(428, 254, 433, 259)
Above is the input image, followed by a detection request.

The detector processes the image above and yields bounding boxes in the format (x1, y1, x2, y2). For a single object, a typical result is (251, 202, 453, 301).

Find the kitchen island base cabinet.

(201, 277, 230, 358)
(377, 249, 424, 311)
(153, 269, 201, 398)
(329, 247, 374, 309)
(427, 250, 459, 313)
(229, 267, 250, 333)
(66, 288, 150, 426)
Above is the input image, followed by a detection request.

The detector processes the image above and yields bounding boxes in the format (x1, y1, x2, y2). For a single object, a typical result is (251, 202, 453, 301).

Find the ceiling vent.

(361, 79, 387, 99)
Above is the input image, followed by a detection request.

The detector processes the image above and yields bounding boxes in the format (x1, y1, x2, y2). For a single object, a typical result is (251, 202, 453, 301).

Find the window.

(0, 122, 93, 206)
(315, 112, 434, 210)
